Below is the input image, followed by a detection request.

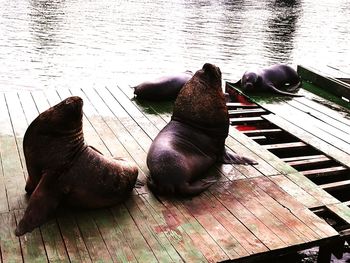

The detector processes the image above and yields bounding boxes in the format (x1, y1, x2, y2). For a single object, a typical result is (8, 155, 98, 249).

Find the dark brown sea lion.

(15, 96, 138, 236)
(133, 71, 193, 100)
(146, 63, 256, 196)
(237, 64, 302, 96)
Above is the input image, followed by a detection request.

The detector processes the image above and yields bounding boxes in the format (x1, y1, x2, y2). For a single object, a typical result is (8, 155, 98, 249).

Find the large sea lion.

(15, 96, 138, 236)
(146, 63, 256, 196)
(133, 71, 193, 100)
(237, 64, 302, 96)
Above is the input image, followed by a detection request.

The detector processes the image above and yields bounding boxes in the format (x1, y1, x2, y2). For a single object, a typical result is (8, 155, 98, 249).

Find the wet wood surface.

(0, 86, 346, 262)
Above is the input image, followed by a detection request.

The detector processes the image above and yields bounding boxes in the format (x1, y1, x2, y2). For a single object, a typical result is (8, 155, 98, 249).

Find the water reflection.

(29, 0, 65, 52)
(264, 0, 301, 63)
(0, 0, 349, 91)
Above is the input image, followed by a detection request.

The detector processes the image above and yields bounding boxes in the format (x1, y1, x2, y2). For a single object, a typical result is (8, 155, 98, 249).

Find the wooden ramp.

(0, 85, 347, 262)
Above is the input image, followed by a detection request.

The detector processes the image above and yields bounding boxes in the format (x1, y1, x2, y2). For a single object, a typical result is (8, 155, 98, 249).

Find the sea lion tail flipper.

(269, 84, 304, 97)
(221, 149, 258, 165)
(135, 179, 144, 188)
(15, 171, 63, 236)
(177, 180, 216, 196)
(285, 81, 302, 93)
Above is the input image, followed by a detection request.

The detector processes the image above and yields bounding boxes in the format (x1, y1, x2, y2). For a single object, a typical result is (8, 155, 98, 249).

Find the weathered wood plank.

(40, 218, 70, 262)
(250, 177, 338, 238)
(160, 197, 231, 262)
(286, 173, 340, 206)
(181, 195, 245, 259)
(0, 152, 9, 213)
(91, 208, 138, 263)
(263, 142, 308, 150)
(75, 211, 113, 262)
(222, 180, 307, 246)
(126, 196, 183, 263)
(302, 166, 347, 179)
(229, 127, 298, 175)
(14, 210, 48, 263)
(261, 104, 350, 155)
(0, 211, 23, 262)
(263, 114, 350, 168)
(241, 128, 283, 135)
(327, 203, 350, 225)
(211, 183, 286, 250)
(141, 194, 208, 262)
(297, 65, 350, 100)
(286, 100, 350, 136)
(320, 180, 350, 192)
(202, 193, 269, 255)
(0, 94, 26, 211)
(269, 175, 323, 209)
(56, 212, 92, 263)
(282, 155, 328, 163)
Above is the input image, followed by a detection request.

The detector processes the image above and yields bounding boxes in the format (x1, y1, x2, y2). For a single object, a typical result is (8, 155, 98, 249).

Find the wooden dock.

(1, 83, 350, 262)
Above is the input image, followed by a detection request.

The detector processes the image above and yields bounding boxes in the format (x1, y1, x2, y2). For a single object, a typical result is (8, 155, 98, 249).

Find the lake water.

(0, 0, 349, 92)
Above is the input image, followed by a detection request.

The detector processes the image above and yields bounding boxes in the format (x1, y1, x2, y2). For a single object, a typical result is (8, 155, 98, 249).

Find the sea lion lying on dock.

(133, 71, 193, 100)
(237, 64, 302, 96)
(15, 96, 139, 236)
(146, 63, 257, 196)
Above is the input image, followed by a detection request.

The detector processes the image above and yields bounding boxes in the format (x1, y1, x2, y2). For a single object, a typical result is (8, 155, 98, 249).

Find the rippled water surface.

(0, 0, 349, 91)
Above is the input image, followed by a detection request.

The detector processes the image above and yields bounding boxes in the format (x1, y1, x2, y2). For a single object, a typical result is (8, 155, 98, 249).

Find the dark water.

(0, 0, 349, 91)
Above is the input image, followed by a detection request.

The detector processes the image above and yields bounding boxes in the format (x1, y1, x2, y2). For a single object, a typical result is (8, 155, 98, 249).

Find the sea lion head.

(241, 71, 259, 91)
(172, 63, 228, 137)
(36, 96, 83, 134)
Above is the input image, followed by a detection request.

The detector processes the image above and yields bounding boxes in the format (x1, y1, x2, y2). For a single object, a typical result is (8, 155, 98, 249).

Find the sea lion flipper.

(15, 171, 63, 236)
(268, 84, 303, 97)
(221, 150, 258, 165)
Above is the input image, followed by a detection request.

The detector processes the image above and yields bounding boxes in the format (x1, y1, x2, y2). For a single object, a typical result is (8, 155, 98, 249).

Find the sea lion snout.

(202, 63, 221, 79)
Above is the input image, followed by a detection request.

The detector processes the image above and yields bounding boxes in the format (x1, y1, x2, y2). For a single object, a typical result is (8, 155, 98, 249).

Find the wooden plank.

(241, 128, 283, 135)
(263, 114, 350, 168)
(250, 177, 338, 238)
(302, 166, 347, 179)
(228, 108, 266, 115)
(286, 173, 340, 206)
(0, 94, 26, 211)
(141, 194, 208, 262)
(228, 127, 298, 175)
(14, 210, 48, 263)
(125, 196, 183, 263)
(75, 211, 113, 262)
(0, 211, 22, 262)
(286, 100, 350, 136)
(287, 157, 331, 167)
(230, 116, 264, 124)
(327, 203, 350, 225)
(90, 208, 139, 263)
(56, 212, 92, 263)
(202, 193, 269, 255)
(297, 65, 350, 100)
(0, 151, 9, 213)
(262, 142, 307, 150)
(210, 183, 286, 250)
(320, 180, 350, 192)
(295, 97, 350, 127)
(221, 180, 309, 245)
(261, 104, 350, 155)
(40, 218, 70, 262)
(181, 195, 246, 259)
(281, 154, 327, 162)
(269, 175, 323, 209)
(226, 102, 258, 108)
(159, 197, 231, 262)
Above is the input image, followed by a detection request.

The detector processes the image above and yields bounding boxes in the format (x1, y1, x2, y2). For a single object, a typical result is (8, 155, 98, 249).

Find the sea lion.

(146, 63, 256, 196)
(238, 64, 302, 96)
(15, 96, 138, 236)
(133, 71, 193, 100)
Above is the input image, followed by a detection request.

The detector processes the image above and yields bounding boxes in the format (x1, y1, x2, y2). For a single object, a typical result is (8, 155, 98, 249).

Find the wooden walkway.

(0, 84, 349, 262)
